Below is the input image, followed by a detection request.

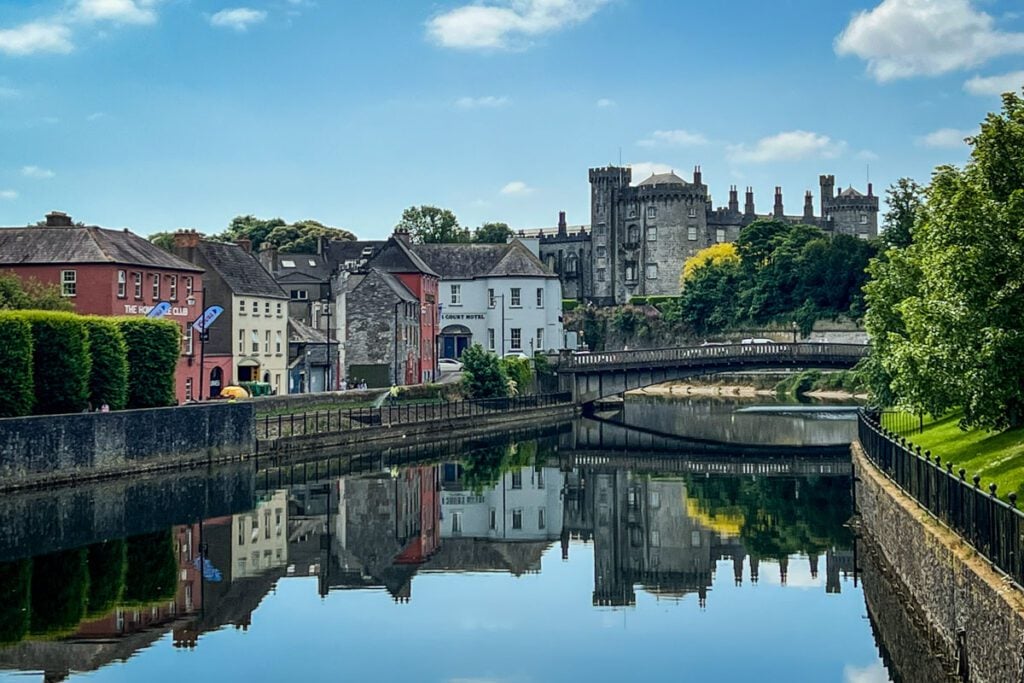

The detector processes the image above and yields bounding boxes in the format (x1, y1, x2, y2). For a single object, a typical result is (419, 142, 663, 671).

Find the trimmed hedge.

(562, 299, 580, 311)
(0, 313, 34, 417)
(82, 317, 129, 411)
(22, 311, 91, 415)
(628, 295, 680, 307)
(118, 318, 181, 408)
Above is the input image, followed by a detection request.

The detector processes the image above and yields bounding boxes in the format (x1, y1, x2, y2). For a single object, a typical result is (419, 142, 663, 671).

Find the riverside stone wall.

(854, 443, 1024, 682)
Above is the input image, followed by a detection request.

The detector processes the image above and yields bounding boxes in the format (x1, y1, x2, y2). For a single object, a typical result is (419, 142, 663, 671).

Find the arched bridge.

(556, 342, 867, 404)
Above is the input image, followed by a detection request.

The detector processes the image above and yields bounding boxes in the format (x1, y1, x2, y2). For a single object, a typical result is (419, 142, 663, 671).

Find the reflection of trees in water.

(459, 441, 539, 493)
(684, 475, 853, 558)
(0, 529, 179, 646)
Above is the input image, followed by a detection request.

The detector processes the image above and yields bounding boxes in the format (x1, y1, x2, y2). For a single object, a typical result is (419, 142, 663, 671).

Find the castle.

(535, 166, 879, 305)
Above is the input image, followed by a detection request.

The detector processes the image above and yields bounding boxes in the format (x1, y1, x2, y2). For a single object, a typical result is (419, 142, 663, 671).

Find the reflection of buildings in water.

(562, 469, 855, 608)
(232, 491, 289, 578)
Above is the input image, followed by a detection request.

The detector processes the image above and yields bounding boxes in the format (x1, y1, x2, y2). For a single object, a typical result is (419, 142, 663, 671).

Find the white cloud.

(964, 70, 1024, 96)
(500, 181, 534, 196)
(627, 162, 675, 185)
(843, 661, 889, 683)
(210, 8, 267, 31)
(857, 149, 880, 160)
(727, 130, 846, 164)
(427, 0, 610, 50)
(917, 127, 973, 147)
(835, 0, 1024, 82)
(0, 21, 74, 56)
(21, 166, 55, 179)
(455, 95, 509, 109)
(596, 98, 615, 108)
(0, 190, 18, 200)
(637, 129, 709, 148)
(87, 111, 106, 121)
(74, 0, 158, 25)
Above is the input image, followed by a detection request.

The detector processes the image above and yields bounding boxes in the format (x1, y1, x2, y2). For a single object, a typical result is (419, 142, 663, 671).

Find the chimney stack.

(773, 186, 784, 218)
(44, 211, 73, 228)
(867, 182, 873, 197)
(393, 226, 412, 247)
(235, 238, 252, 253)
(557, 210, 567, 237)
(803, 190, 814, 221)
(728, 186, 739, 213)
(174, 229, 201, 249)
(744, 187, 755, 216)
(693, 165, 702, 186)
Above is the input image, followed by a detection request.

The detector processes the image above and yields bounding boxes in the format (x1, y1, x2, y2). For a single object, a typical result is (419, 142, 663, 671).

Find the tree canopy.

(220, 216, 354, 253)
(863, 90, 1024, 429)
(0, 273, 73, 312)
(881, 178, 924, 249)
(396, 205, 469, 244)
(681, 242, 739, 284)
(473, 222, 514, 244)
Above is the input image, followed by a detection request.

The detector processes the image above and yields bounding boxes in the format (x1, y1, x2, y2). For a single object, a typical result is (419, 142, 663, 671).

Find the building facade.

(535, 167, 879, 305)
(415, 240, 564, 358)
(0, 212, 204, 404)
(172, 233, 290, 396)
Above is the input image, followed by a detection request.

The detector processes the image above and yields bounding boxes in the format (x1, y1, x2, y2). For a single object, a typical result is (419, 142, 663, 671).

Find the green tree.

(396, 205, 468, 244)
(473, 222, 513, 243)
(461, 344, 508, 398)
(499, 356, 533, 395)
(118, 318, 181, 408)
(82, 317, 129, 410)
(0, 273, 73, 311)
(678, 259, 743, 335)
(219, 215, 287, 252)
(25, 311, 91, 414)
(882, 178, 924, 249)
(0, 313, 34, 417)
(263, 219, 356, 253)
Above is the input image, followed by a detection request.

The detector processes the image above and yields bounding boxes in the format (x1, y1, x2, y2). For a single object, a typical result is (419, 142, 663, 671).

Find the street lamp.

(321, 299, 334, 391)
(791, 320, 798, 344)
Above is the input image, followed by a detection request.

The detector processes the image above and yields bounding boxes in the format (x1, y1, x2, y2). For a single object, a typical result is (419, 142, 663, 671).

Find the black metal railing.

(858, 408, 1024, 587)
(256, 392, 573, 440)
(560, 342, 867, 370)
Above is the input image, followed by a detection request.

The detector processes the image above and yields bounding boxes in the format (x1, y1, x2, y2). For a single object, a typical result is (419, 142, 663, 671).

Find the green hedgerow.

(23, 311, 91, 414)
(118, 318, 181, 408)
(0, 313, 34, 417)
(82, 317, 129, 411)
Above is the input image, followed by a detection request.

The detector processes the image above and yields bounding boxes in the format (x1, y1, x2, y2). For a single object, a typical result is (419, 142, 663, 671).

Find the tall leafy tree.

(0, 273, 73, 311)
(881, 178, 924, 249)
(219, 215, 286, 252)
(263, 220, 355, 253)
(396, 205, 468, 244)
(473, 222, 514, 243)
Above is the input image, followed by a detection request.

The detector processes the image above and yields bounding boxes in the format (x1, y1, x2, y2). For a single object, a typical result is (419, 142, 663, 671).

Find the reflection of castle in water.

(562, 469, 855, 608)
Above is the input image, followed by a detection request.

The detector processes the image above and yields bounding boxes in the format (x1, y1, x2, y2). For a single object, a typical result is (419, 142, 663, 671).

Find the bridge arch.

(556, 343, 867, 404)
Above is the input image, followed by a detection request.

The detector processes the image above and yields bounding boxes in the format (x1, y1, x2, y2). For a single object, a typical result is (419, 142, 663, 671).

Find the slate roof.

(288, 318, 330, 344)
(413, 240, 557, 280)
(347, 268, 417, 302)
(326, 239, 385, 267)
(365, 238, 439, 277)
(196, 240, 288, 299)
(637, 171, 687, 187)
(0, 225, 202, 271)
(270, 252, 332, 282)
(838, 186, 864, 198)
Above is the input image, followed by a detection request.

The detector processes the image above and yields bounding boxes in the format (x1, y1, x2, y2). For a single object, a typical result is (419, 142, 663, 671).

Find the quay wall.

(854, 443, 1024, 683)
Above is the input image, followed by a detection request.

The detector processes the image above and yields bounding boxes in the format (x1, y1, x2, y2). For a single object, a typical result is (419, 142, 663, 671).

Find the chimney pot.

(44, 211, 73, 227)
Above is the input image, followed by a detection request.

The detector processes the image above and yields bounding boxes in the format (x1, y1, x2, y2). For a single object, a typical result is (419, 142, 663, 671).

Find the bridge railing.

(560, 342, 867, 369)
(858, 408, 1024, 589)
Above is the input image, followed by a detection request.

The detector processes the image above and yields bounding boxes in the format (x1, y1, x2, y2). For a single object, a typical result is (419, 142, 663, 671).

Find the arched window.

(566, 255, 578, 275)
(627, 224, 640, 244)
(209, 366, 223, 397)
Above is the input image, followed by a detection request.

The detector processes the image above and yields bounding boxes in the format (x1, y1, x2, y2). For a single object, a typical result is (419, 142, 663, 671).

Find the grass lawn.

(883, 411, 1024, 502)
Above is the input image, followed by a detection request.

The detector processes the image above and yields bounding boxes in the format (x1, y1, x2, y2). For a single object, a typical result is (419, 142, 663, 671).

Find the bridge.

(556, 342, 868, 404)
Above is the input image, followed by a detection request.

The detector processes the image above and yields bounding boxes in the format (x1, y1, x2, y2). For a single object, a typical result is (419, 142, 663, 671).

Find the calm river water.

(0, 397, 937, 682)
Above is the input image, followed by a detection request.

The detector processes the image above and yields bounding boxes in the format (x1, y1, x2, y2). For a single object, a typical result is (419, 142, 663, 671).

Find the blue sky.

(1, 0, 1022, 239)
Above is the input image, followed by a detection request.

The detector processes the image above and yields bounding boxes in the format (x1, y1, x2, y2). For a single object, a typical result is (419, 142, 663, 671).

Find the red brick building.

(0, 212, 204, 404)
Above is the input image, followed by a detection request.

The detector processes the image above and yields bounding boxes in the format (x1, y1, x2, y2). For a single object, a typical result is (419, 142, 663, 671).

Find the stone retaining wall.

(854, 443, 1024, 682)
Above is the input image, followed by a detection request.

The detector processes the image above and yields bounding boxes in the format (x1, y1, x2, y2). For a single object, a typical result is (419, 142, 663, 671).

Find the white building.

(415, 240, 564, 358)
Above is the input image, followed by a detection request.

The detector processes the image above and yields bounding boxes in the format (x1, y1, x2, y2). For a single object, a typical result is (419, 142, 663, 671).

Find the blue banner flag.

(146, 301, 171, 318)
(192, 305, 224, 333)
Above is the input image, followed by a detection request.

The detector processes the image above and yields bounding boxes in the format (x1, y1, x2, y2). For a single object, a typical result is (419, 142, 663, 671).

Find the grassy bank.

(884, 411, 1024, 501)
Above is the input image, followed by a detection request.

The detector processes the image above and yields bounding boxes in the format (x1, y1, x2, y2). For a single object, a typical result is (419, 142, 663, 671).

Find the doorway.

(440, 324, 472, 359)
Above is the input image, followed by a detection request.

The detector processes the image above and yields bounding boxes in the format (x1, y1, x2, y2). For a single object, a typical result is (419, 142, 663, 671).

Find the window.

(183, 324, 193, 355)
(647, 227, 657, 241)
(646, 206, 656, 219)
(61, 270, 77, 297)
(450, 284, 461, 306)
(308, 259, 317, 267)
(596, 222, 606, 235)
(238, 329, 245, 353)
(451, 512, 463, 533)
(538, 509, 546, 530)
(281, 259, 296, 268)
(264, 301, 271, 316)
(489, 509, 497, 530)
(251, 300, 259, 315)
(276, 302, 282, 317)
(625, 262, 637, 282)
(134, 272, 143, 298)
(628, 225, 640, 243)
(512, 471, 522, 489)
(251, 330, 259, 353)
(858, 232, 869, 240)
(860, 213, 868, 225)
(169, 275, 178, 301)
(488, 288, 495, 308)
(650, 490, 661, 507)
(536, 288, 544, 307)
(716, 228, 726, 243)
(185, 377, 193, 401)
(628, 207, 637, 218)
(488, 328, 495, 351)
(691, 530, 701, 547)
(688, 207, 697, 218)
(687, 226, 697, 241)
(537, 469, 545, 488)
(510, 287, 521, 307)
(650, 530, 661, 547)
(566, 256, 578, 275)
(597, 268, 606, 282)
(264, 330, 271, 354)
(275, 331, 282, 354)
(536, 328, 544, 351)
(117, 270, 126, 298)
(646, 263, 658, 279)
(512, 509, 523, 530)
(151, 273, 160, 300)
(185, 276, 194, 298)
(510, 328, 522, 350)
(290, 289, 308, 300)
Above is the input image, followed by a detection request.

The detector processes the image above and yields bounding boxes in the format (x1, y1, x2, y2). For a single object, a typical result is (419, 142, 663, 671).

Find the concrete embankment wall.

(0, 402, 254, 491)
(257, 403, 578, 459)
(854, 443, 1024, 683)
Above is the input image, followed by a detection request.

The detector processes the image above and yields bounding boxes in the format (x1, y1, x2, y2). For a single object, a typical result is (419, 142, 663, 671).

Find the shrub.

(0, 313, 34, 417)
(23, 311, 91, 414)
(628, 296, 649, 305)
(82, 317, 129, 411)
(562, 299, 579, 311)
(461, 344, 508, 398)
(118, 318, 181, 408)
(500, 356, 533, 396)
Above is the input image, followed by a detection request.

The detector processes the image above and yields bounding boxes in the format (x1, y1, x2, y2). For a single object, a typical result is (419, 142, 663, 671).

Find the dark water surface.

(0, 398, 911, 682)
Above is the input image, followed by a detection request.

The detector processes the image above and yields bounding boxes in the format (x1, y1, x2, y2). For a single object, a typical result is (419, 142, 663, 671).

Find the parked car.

(699, 340, 728, 347)
(438, 358, 463, 373)
(503, 351, 529, 360)
(740, 338, 774, 344)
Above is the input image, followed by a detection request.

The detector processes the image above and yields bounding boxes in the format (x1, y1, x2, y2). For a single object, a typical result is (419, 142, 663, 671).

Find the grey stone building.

(535, 166, 879, 305)
(342, 267, 421, 387)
